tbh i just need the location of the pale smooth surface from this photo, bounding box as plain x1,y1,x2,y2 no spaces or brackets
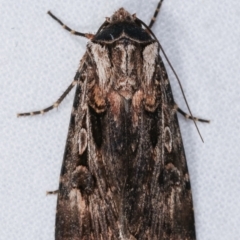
1,1,239,239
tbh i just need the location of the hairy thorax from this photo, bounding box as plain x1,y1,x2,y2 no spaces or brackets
87,39,160,118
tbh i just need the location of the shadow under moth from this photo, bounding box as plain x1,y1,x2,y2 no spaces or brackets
18,0,209,239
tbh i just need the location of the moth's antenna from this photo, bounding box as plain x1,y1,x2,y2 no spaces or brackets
138,18,205,142
158,45,204,142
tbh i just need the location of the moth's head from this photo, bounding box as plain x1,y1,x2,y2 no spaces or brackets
92,8,154,44
108,8,136,23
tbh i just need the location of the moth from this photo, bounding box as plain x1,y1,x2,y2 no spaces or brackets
18,1,209,239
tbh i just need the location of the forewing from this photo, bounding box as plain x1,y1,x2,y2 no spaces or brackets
150,55,196,240
55,52,96,240
55,51,122,240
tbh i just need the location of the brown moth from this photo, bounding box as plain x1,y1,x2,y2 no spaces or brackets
18,1,209,239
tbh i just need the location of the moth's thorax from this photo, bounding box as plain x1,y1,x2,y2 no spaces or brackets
88,40,158,100
89,7,158,100
111,41,140,99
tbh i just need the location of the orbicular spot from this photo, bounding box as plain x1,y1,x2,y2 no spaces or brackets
164,126,172,153
78,128,88,155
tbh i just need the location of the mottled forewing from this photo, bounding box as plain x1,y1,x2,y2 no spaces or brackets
152,55,196,239
55,52,97,240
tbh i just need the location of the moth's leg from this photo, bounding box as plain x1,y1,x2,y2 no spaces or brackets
174,104,210,123
47,11,94,39
46,190,59,195
148,0,164,28
17,80,77,117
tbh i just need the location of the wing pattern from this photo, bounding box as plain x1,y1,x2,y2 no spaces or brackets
55,8,196,240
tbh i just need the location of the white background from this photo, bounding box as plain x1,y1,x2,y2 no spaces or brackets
1,0,240,239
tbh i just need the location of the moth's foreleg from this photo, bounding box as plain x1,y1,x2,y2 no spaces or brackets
148,0,164,28
46,190,59,195
175,104,210,123
17,80,77,117
47,11,94,39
